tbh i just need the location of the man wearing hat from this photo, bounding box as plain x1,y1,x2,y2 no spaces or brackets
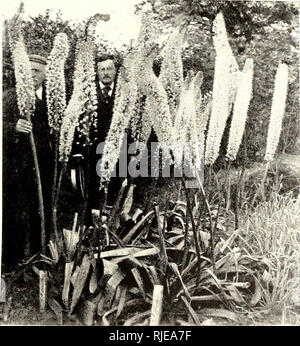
3,54,53,269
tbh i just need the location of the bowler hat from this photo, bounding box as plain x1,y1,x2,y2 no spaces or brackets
28,54,48,65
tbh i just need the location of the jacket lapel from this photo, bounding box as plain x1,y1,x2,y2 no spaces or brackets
97,82,106,104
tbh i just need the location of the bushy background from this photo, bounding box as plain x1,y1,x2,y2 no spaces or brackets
2,0,299,165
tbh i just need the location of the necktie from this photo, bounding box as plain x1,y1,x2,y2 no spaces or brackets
102,86,111,99
36,88,42,100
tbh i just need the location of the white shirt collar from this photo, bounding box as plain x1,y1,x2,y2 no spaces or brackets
36,86,43,100
100,81,114,96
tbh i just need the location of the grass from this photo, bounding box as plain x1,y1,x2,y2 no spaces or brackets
238,191,300,315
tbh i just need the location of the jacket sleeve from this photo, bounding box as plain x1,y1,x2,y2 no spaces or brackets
2,89,20,146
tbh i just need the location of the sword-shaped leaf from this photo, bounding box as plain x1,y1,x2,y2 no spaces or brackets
150,285,164,326
123,211,154,244
200,308,240,324
131,268,146,299
181,296,201,326
123,311,151,326
70,254,91,313
112,247,160,264
103,268,126,307
89,259,98,294
251,279,263,307
116,286,128,320
48,298,64,325
170,262,191,301
121,184,135,217
100,247,141,258
62,261,74,308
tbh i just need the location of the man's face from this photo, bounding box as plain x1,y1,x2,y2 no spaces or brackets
97,59,116,86
30,61,46,89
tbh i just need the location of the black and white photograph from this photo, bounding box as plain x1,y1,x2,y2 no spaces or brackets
0,0,299,329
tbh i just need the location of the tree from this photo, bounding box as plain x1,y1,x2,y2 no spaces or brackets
2,9,126,92
136,0,299,40
3,10,77,91
135,0,299,163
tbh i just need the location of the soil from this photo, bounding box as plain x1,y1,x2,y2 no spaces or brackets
1,274,299,326
0,274,80,326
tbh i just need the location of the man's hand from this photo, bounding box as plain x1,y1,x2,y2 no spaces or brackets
16,119,32,134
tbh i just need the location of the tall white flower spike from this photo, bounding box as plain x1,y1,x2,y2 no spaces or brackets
46,33,70,131
59,44,86,162
227,58,254,161
12,39,36,121
205,12,232,165
265,63,289,162
159,27,184,123
99,54,138,184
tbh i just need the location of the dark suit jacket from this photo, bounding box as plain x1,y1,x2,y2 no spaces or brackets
3,86,53,186
2,86,54,262
72,78,117,158
71,78,120,208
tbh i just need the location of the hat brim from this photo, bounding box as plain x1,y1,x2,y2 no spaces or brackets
29,54,47,65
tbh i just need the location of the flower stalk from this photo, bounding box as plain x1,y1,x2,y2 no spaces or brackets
252,63,289,206
226,58,254,161
46,32,70,241
265,63,289,162
205,12,232,166
10,35,46,254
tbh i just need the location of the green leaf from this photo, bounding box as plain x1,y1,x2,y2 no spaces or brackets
48,240,59,263
111,247,160,264
200,308,240,324
131,268,147,299
115,286,128,320
150,285,164,326
121,184,135,216
102,306,117,326
147,266,160,286
123,311,151,326
102,298,145,325
70,254,91,313
219,229,242,254
227,285,246,304
62,261,74,309
63,228,80,260
123,211,154,244
170,262,191,301
103,268,126,307
181,296,201,326
251,279,263,306
89,263,98,294
112,255,143,268
48,298,64,325
168,234,184,245
100,247,141,258
70,265,80,287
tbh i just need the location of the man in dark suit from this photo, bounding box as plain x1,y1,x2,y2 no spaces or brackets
2,54,53,268
72,55,123,223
